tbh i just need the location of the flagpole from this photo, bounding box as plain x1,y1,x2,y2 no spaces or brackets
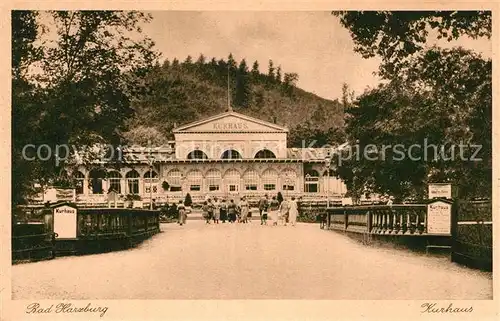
227,64,231,111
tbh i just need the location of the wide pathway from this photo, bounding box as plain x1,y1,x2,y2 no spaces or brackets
12,220,492,300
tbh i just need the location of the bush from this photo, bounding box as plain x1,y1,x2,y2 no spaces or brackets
184,193,193,207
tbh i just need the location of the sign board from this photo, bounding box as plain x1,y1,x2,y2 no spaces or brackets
428,183,452,199
133,200,143,208
53,205,77,239
427,201,452,235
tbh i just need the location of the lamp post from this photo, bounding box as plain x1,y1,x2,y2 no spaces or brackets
146,150,154,210
325,156,331,208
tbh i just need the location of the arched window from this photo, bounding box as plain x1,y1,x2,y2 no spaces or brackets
224,169,240,193
108,171,122,194
221,149,242,159
144,170,159,194
243,170,259,191
281,169,297,191
89,169,106,194
166,169,183,192
304,170,319,193
73,171,85,194
186,170,203,192
187,150,209,159
125,170,140,195
262,169,278,191
206,169,221,192
254,149,276,159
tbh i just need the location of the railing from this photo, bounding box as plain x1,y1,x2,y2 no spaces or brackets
327,204,429,235
12,223,56,263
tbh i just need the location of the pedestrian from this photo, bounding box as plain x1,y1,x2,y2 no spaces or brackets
288,197,298,226
207,198,214,223
279,198,290,226
178,200,187,226
227,199,237,223
202,201,211,224
269,196,280,226
220,199,228,223
239,196,249,223
258,194,269,225
213,197,221,224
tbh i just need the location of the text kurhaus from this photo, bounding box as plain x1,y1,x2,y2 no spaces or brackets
421,303,473,313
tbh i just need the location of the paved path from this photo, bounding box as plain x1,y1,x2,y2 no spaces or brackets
12,220,492,300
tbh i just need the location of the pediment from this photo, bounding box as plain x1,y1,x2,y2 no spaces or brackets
173,111,288,133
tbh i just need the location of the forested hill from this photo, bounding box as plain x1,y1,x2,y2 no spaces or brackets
123,54,345,147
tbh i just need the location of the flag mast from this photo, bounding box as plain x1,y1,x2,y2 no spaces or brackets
227,64,232,112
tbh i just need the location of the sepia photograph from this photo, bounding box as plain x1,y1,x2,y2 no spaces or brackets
4,6,496,319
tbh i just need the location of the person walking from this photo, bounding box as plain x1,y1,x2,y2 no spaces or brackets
288,197,299,226
207,198,215,223
278,198,290,226
202,201,211,224
213,197,221,224
239,196,249,223
178,200,187,226
227,199,237,223
269,196,280,226
220,199,228,223
258,194,269,225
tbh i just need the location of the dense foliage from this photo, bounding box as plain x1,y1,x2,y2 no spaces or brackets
333,11,492,201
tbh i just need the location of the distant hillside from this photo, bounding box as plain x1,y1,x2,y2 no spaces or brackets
124,54,345,147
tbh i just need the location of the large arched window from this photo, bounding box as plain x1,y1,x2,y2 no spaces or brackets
254,149,276,159
125,170,140,194
166,169,183,192
224,169,240,193
108,171,122,194
187,150,209,160
89,169,106,194
73,171,85,194
187,170,203,192
206,169,221,192
262,168,278,191
144,170,159,194
243,170,259,191
221,149,242,159
281,169,297,191
304,170,319,193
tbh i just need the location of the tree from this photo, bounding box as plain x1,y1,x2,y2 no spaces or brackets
276,66,282,82
184,193,193,207
12,10,159,205
332,11,491,77
251,60,260,76
196,53,206,65
267,59,275,79
277,191,283,204
234,59,250,107
227,53,237,70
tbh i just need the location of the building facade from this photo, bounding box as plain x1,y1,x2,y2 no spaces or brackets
66,111,347,206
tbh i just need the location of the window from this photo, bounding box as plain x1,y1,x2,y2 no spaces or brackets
304,170,319,193
229,184,238,192
281,169,297,192
73,171,85,194
206,169,222,192
89,169,106,194
187,170,202,191
221,149,242,159
126,170,140,194
261,168,278,191
243,169,259,191
187,150,209,159
264,184,276,191
254,149,276,159
167,169,183,191
108,171,122,194
224,169,240,193
283,185,294,191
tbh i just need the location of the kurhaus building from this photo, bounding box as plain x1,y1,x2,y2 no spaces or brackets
68,110,347,206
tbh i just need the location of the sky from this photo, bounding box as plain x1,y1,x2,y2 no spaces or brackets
141,11,492,101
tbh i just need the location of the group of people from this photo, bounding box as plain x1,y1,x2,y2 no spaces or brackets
201,196,251,224
173,194,300,226
257,194,299,226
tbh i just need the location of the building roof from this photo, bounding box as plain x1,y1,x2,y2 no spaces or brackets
172,111,289,133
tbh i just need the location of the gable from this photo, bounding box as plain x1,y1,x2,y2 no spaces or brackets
173,112,288,133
